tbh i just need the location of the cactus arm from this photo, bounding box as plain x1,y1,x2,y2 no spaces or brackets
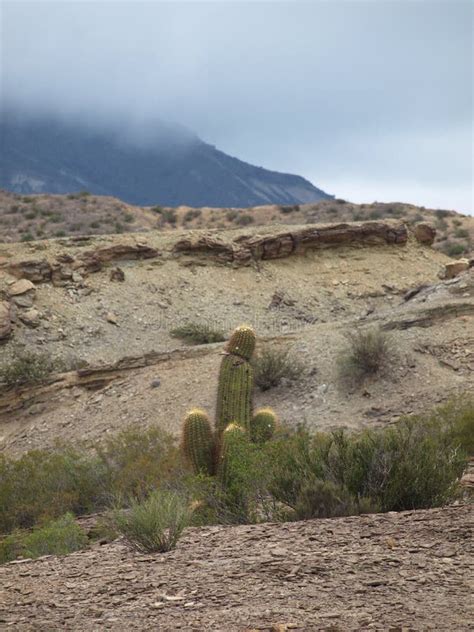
181,409,215,476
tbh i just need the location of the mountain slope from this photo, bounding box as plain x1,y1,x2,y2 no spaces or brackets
0,116,331,206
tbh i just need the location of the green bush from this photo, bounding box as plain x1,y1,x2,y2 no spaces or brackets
0,350,55,387
97,425,179,501
170,323,226,345
253,346,304,391
0,448,106,533
266,408,468,516
0,514,88,564
111,490,192,553
0,425,178,534
445,242,467,257
337,327,393,386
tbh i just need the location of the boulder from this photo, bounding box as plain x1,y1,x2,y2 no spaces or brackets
0,301,12,340
443,259,470,280
413,222,436,245
7,279,35,296
19,308,40,328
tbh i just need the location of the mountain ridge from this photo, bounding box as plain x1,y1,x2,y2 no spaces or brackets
0,116,332,207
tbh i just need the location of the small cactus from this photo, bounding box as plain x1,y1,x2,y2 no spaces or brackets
226,325,256,360
181,409,215,475
250,407,278,444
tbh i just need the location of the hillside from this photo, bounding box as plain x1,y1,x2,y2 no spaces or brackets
0,220,473,454
0,504,472,630
0,117,331,207
0,189,472,260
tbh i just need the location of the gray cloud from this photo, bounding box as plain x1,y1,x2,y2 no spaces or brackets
2,0,472,211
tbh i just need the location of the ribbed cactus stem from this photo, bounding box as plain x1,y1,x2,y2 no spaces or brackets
250,407,278,444
226,325,256,361
181,409,215,475
217,423,246,487
215,354,253,436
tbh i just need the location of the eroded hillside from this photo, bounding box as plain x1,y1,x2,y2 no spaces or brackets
1,189,472,260
0,219,473,455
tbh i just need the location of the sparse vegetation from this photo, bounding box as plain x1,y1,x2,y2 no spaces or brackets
0,394,471,556
170,323,226,345
235,213,254,226
252,345,304,391
337,327,393,386
0,350,55,387
0,513,88,564
111,490,192,553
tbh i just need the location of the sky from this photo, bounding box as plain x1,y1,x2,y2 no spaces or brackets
1,0,473,212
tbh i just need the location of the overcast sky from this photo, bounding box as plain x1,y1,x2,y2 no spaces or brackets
1,1,472,212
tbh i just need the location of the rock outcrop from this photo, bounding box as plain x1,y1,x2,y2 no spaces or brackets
173,221,408,265
0,300,12,340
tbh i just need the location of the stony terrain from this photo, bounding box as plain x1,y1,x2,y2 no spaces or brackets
0,219,473,454
1,189,472,259
1,504,472,631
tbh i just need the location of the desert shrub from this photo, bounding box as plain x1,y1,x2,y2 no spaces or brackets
170,323,226,345
111,490,192,553
54,230,66,237
235,214,254,226
435,209,450,219
97,426,179,501
123,213,134,223
0,425,178,534
253,346,304,391
444,242,466,257
331,418,466,511
0,350,55,387
114,221,124,233
0,449,106,533
151,205,163,214
433,395,474,456
454,228,469,239
0,513,88,563
20,232,34,242
280,205,299,214
184,209,201,222
226,210,238,221
266,406,468,516
160,209,177,224
368,209,383,219
337,328,393,386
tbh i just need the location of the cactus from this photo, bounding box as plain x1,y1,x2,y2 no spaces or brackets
180,325,277,491
217,423,247,487
215,354,254,436
226,325,256,360
181,409,215,475
250,407,278,444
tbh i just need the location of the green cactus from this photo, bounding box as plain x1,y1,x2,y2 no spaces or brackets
250,407,278,444
217,423,247,488
226,325,256,360
181,409,215,475
215,354,254,436
180,325,277,494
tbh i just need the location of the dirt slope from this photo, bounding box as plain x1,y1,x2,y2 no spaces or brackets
0,221,473,454
1,504,472,631
1,189,472,259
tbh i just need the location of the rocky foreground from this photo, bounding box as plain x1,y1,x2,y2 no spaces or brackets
0,505,472,631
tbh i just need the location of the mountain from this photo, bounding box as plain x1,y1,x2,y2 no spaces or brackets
0,115,332,207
